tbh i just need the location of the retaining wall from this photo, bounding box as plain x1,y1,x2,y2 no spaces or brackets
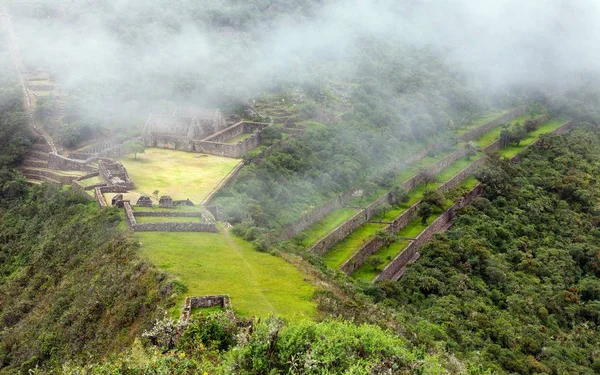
312,210,368,256
48,153,95,172
459,106,527,142
133,211,206,218
95,188,108,208
375,119,577,281
192,134,261,158
132,222,217,232
179,295,232,324
376,185,483,281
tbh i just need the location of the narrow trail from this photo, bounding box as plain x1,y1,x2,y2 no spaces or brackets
221,227,277,313
1,8,57,154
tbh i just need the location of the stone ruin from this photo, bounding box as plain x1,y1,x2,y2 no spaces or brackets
159,195,173,208
142,106,269,158
179,295,232,324
136,195,153,207
173,198,195,207
99,159,134,189
111,193,123,205
111,193,129,208
142,108,228,150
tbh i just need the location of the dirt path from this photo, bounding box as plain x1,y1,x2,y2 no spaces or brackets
1,8,57,154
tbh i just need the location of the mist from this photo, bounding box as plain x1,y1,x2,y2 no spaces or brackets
6,0,600,127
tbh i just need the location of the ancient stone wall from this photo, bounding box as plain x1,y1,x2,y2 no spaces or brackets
311,210,368,256
202,121,246,143
202,161,245,205
75,171,99,180
123,201,137,227
133,211,207,218
192,134,262,158
179,295,232,324
375,185,483,281
459,106,527,142
95,187,108,208
132,222,217,232
48,153,94,172
279,190,358,241
374,120,576,282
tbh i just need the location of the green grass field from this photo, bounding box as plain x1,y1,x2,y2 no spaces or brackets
135,216,205,223
77,176,103,187
224,133,253,144
351,241,410,282
120,148,241,204
454,110,510,137
499,119,566,158
299,208,360,247
476,113,547,148
323,223,386,268
136,230,316,321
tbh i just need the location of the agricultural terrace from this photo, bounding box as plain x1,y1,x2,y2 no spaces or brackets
120,148,241,204
136,230,316,321
323,114,558,273
352,118,569,282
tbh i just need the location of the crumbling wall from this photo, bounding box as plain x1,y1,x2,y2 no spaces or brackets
179,295,232,324
95,187,108,208
48,153,94,172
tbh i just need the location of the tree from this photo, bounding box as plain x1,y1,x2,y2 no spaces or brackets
465,141,479,160
376,230,396,249
420,170,437,187
366,257,384,272
153,190,160,199
509,123,527,146
418,202,433,225
123,140,146,159
422,189,445,210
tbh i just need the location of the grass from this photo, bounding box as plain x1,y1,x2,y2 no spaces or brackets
351,241,410,282
224,133,253,144
120,148,241,204
136,229,316,321
299,208,360,247
27,167,86,177
133,205,203,213
135,216,205,223
77,176,103,187
476,113,547,148
436,153,482,182
499,119,566,158
323,223,386,269
454,110,510,137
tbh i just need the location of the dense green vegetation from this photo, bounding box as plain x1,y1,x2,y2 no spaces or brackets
368,127,600,373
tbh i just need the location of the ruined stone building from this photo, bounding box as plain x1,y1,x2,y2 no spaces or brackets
142,107,269,158
142,108,228,151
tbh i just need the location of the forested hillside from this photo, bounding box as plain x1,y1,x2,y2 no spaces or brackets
368,127,600,374
0,48,175,373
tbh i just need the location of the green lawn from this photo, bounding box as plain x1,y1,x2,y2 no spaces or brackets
135,216,205,223
133,205,205,213
454,110,510,137
436,153,482,182
476,113,547,148
351,241,410,282
224,133,253,144
323,223,386,269
77,176,103,187
499,119,566,159
300,208,360,247
120,148,241,204
136,230,316,321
